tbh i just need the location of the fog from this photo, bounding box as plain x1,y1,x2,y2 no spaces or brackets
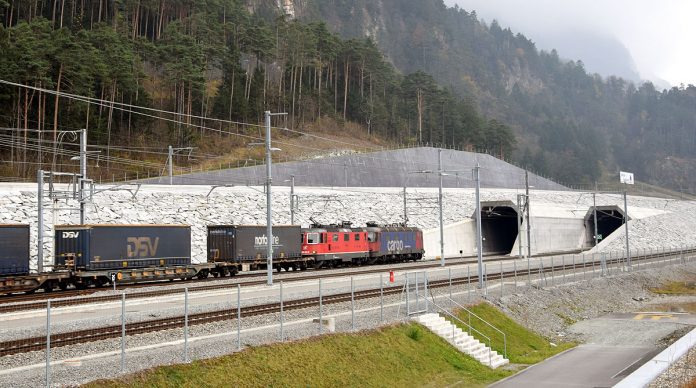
444,0,696,87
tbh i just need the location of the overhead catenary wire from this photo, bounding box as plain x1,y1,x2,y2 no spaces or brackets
0,79,382,152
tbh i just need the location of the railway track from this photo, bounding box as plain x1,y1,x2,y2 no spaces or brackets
0,253,529,313
0,248,690,357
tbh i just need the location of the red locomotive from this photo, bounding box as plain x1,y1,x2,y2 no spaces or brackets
301,221,424,268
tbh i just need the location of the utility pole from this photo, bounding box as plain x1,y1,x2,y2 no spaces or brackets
525,170,531,257
438,149,444,267
474,164,483,288
624,190,631,268
344,162,348,187
403,186,408,225
516,194,523,261
79,129,87,224
593,182,599,247
261,110,287,286
37,169,44,273
289,175,295,225
168,145,173,185
265,111,274,286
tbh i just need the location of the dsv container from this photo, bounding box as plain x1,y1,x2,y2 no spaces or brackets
207,225,302,264
54,225,191,271
0,224,30,276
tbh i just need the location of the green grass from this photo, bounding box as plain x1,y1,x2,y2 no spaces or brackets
650,281,696,295
85,323,512,388
453,303,575,365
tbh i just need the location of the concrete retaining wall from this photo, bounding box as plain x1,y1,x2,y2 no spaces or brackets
0,184,685,270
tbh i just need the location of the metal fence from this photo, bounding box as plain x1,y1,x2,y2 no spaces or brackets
1,246,694,387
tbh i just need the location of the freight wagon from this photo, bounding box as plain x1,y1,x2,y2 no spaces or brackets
207,225,306,273
0,224,30,276
52,224,207,288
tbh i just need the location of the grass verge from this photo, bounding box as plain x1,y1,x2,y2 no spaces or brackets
453,303,575,365
85,323,511,388
650,281,696,295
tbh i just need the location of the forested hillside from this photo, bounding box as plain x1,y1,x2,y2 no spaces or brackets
2,0,695,193
0,0,515,181
294,0,696,192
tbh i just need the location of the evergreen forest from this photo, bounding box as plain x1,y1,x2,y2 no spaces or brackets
0,0,514,182
1,0,695,193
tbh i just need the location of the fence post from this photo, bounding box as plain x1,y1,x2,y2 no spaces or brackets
592,253,595,276
237,284,241,350
280,281,284,341
514,260,517,292
562,255,566,283
467,266,471,301
484,263,488,296
46,300,51,388
351,277,355,331
184,287,189,363
319,278,323,334
379,274,384,323
121,292,126,372
406,274,410,315
572,255,576,282
448,268,452,305
551,256,554,286
582,254,586,280
500,260,504,298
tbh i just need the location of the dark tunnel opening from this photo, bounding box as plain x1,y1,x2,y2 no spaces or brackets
586,208,625,246
481,205,520,254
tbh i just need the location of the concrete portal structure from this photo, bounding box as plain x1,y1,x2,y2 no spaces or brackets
480,201,521,255
423,219,476,260
483,200,588,257
584,206,627,248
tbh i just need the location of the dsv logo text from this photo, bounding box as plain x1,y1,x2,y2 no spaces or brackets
127,237,160,258
62,231,80,238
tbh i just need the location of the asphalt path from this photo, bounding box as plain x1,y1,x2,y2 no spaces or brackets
492,312,694,388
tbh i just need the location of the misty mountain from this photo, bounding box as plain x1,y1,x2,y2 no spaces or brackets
532,29,642,84
290,0,696,191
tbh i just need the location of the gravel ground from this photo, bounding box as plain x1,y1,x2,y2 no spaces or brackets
650,345,696,388
492,262,696,343
0,259,693,386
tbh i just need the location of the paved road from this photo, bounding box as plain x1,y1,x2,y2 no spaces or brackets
492,312,694,388
492,345,661,388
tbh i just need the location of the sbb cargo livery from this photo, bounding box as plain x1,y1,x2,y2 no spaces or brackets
0,222,423,294
302,221,423,267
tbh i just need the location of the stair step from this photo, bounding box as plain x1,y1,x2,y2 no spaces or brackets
413,313,509,369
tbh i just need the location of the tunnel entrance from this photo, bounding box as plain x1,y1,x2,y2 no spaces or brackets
585,206,627,247
479,202,521,255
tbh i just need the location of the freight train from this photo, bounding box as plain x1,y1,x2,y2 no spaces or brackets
0,221,424,294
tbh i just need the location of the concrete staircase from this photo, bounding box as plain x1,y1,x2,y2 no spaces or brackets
414,313,509,369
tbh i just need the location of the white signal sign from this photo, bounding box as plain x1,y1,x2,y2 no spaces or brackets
619,171,634,185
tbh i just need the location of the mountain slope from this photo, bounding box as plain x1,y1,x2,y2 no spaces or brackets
287,0,696,192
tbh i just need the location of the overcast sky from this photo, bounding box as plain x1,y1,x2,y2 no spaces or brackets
444,0,696,87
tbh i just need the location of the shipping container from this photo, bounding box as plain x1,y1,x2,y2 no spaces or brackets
0,225,30,276
207,225,302,264
54,225,191,271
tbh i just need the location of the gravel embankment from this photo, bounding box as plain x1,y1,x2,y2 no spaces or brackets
493,262,696,342
650,345,696,388
0,260,693,386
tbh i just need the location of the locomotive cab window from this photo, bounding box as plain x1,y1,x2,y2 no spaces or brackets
307,233,320,244
332,234,339,242
367,232,377,242
354,233,360,241
343,234,349,242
